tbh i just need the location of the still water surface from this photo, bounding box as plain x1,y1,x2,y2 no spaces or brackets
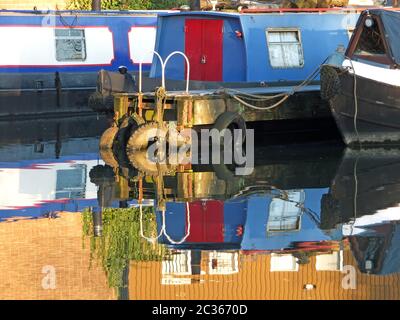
1,116,400,300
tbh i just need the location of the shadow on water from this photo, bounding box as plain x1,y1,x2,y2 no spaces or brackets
2,118,400,299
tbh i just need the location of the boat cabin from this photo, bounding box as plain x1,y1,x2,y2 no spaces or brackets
346,9,400,68
0,10,160,73
150,10,360,84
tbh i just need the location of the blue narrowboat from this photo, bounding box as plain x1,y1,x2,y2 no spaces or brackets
0,9,161,118
150,9,361,89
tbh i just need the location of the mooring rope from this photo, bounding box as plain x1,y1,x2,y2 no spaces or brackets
224,62,324,110
346,57,362,147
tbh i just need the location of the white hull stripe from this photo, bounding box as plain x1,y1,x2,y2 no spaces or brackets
342,59,400,87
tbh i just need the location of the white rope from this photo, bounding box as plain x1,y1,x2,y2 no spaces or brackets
347,58,362,147
232,94,290,110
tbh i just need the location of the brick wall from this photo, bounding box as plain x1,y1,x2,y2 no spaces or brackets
0,212,116,300
0,0,67,10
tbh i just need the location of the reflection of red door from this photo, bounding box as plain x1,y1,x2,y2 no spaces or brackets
186,200,224,242
184,19,223,81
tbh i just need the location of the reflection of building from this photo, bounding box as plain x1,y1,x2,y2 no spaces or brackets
129,248,400,300
161,250,239,285
0,212,115,300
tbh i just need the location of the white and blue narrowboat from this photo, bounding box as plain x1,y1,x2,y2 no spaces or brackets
0,9,161,118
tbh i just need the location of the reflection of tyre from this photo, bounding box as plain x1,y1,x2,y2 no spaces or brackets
89,165,115,185
99,147,119,169
126,122,188,151
127,149,177,175
212,163,236,181
115,115,140,149
213,111,246,146
126,122,168,151
99,126,119,150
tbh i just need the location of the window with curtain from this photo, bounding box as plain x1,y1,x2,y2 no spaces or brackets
55,28,86,61
267,29,304,68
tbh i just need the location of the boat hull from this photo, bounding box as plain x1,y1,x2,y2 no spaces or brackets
324,66,400,146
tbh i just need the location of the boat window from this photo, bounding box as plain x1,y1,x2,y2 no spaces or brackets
55,28,86,62
354,19,386,57
266,29,304,68
266,191,304,232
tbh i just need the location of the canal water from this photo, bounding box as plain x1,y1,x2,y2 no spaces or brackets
1,115,400,300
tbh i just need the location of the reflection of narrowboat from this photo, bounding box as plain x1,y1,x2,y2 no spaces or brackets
0,10,159,118
345,219,400,275
321,9,400,146
155,189,334,252
320,148,400,274
321,148,400,229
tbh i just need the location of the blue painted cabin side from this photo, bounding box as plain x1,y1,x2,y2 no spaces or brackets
150,11,360,84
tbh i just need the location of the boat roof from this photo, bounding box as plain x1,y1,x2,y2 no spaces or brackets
157,6,392,17
0,9,169,17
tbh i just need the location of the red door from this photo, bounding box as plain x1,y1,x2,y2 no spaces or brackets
186,200,224,243
184,19,223,81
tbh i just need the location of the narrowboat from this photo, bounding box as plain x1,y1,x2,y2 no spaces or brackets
150,9,359,88
97,8,362,153
321,9,400,146
0,9,161,118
